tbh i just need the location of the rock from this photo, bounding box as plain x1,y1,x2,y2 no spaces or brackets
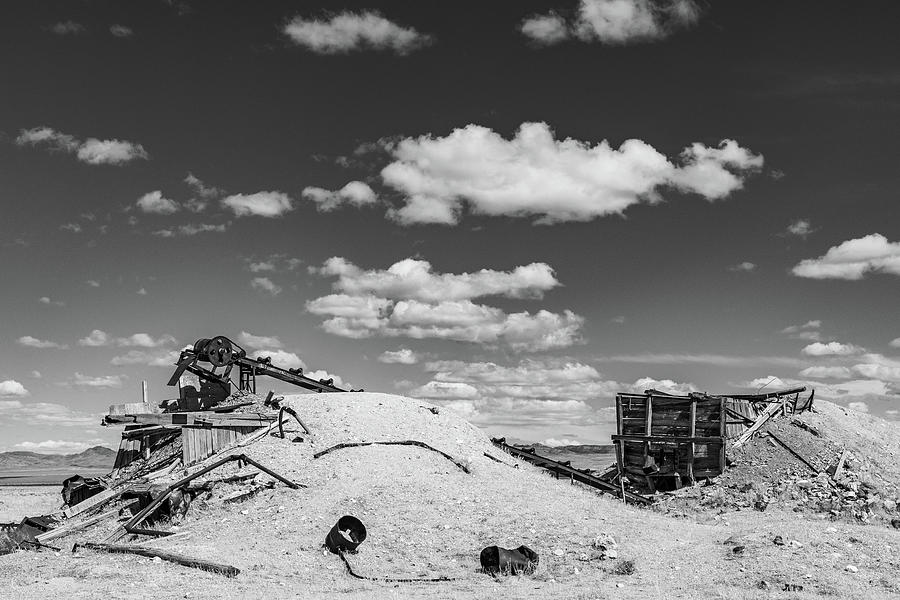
883,500,896,512
553,548,564,557
591,533,618,560
845,565,858,573
773,536,784,546
892,519,900,530
788,540,803,548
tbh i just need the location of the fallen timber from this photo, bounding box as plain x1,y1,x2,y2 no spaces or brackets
74,542,240,577
490,438,651,505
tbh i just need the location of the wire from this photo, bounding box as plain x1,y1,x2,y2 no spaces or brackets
337,550,455,583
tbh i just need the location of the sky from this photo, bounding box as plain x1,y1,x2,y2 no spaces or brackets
0,0,898,453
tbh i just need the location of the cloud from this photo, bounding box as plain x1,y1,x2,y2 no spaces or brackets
847,401,869,413
802,341,865,356
378,348,420,364
410,381,479,399
785,219,814,238
245,254,303,273
78,329,110,347
302,181,378,211
17,335,68,349
305,369,351,390
238,332,284,349
86,280,100,288
792,233,900,280
798,366,852,379
222,191,293,217
16,126,148,165
315,257,560,302
781,320,822,342
631,377,696,395
728,261,756,272
152,223,228,237
309,257,579,351
0,401,96,427
136,190,180,214
183,173,224,211
309,296,583,351
850,354,900,383
891,338,900,349
137,287,148,296
109,24,133,37
60,222,82,233
76,138,149,165
39,296,65,307
521,0,701,46
520,13,570,45
251,277,282,296
71,373,125,389
49,21,85,35
283,11,433,55
380,122,762,225
14,439,110,454
0,380,29,397
116,333,177,348
250,350,306,371
110,349,180,367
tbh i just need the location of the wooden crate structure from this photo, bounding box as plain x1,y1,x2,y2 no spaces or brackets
613,392,726,488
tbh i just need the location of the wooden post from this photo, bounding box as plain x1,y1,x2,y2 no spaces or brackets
643,395,653,465
142,380,149,404
719,396,726,474
687,398,696,483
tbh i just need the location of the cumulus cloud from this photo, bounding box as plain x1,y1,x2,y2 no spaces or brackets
802,341,865,356
309,296,583,351
851,354,900,383
283,11,433,54
519,12,570,45
315,257,560,302
238,332,283,349
71,373,125,389
16,126,148,165
630,377,696,395
308,257,578,351
0,401,96,427
521,0,701,46
378,348,420,364
305,369,352,389
891,338,900,349
249,350,306,371
222,191,293,217
781,320,822,342
17,335,68,349
792,233,900,280
380,122,762,225
302,181,378,211
136,190,179,214
78,329,110,347
251,277,282,296
847,401,870,413
0,380,29,397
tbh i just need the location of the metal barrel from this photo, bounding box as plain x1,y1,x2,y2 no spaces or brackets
324,515,367,554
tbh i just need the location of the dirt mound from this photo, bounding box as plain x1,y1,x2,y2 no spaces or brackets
656,400,900,526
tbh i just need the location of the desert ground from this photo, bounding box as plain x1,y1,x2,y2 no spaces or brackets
1,392,898,600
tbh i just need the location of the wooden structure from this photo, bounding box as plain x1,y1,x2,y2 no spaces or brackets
614,392,725,490
613,387,810,491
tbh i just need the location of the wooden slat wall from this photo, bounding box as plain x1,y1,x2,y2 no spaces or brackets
181,425,262,465
724,398,758,439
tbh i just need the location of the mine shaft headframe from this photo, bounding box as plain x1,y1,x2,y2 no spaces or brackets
167,335,349,394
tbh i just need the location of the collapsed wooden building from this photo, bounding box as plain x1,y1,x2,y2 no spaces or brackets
613,386,812,492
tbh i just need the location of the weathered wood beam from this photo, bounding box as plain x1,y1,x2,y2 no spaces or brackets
74,542,240,577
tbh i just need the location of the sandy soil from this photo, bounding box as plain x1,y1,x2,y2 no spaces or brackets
1,392,898,599
0,486,60,523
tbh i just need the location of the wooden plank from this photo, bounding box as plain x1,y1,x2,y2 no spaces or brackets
612,435,725,444
75,542,240,577
688,398,696,482
731,401,784,449
63,487,123,519
38,500,139,543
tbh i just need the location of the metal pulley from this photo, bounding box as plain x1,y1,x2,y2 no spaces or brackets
193,336,235,367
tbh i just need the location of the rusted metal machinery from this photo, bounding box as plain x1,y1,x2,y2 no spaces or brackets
167,335,349,400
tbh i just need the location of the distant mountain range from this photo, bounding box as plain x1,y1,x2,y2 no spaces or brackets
519,443,616,455
0,446,116,471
